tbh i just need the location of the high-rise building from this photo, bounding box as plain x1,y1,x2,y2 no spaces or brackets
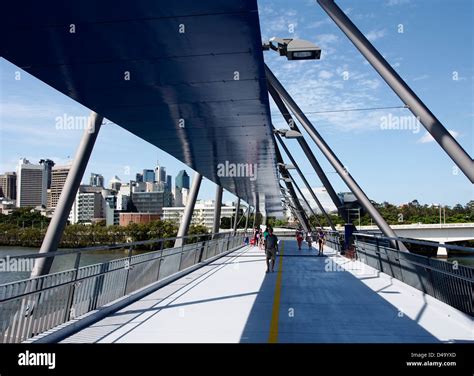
16,158,47,208
39,159,55,189
166,175,172,192
89,173,104,187
155,165,166,184
142,169,155,183
175,170,190,189
0,172,17,200
69,185,103,224
47,165,70,210
116,184,130,211
173,185,183,207
135,173,143,183
131,191,173,215
163,200,237,228
109,176,122,191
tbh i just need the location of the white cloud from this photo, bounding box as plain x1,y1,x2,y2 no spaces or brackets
318,70,334,79
365,29,387,42
418,130,459,144
412,74,429,81
386,0,411,6
316,33,339,46
300,187,337,212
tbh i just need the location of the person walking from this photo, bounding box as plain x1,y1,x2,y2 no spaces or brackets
317,228,325,256
265,228,278,273
306,230,313,250
296,228,304,250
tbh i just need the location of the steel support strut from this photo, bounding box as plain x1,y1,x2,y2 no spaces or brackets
317,0,474,183
268,83,344,218
232,198,241,235
244,204,250,231
175,173,202,248
273,130,336,230
274,141,311,232
266,65,405,250
212,185,223,238
288,170,319,229
31,112,104,278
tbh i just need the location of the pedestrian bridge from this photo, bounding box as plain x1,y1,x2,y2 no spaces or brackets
15,238,470,344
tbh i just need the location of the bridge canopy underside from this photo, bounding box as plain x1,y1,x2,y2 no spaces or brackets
0,0,282,216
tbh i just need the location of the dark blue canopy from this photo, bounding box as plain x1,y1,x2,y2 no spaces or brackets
1,0,283,215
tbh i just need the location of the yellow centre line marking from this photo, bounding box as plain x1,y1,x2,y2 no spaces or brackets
268,240,284,343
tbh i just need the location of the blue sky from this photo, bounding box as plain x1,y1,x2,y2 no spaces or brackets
1,0,472,209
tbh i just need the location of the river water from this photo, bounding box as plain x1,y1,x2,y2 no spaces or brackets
0,246,132,285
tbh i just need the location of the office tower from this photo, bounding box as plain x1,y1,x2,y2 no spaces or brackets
69,185,103,224
0,172,17,200
130,191,173,215
116,184,130,211
89,173,104,187
155,165,166,184
135,173,143,183
47,164,70,210
173,185,183,207
109,176,122,191
166,175,172,192
175,170,190,189
162,200,236,229
39,159,55,189
142,169,155,183
16,158,47,207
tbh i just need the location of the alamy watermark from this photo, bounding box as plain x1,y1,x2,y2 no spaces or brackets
380,113,421,134
55,114,95,133
0,256,35,272
217,161,257,181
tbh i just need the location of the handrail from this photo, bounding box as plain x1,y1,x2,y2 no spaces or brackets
353,232,474,252
1,230,247,261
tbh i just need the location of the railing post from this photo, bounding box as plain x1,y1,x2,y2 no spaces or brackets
63,252,82,322
178,237,186,271
123,245,133,296
375,236,383,272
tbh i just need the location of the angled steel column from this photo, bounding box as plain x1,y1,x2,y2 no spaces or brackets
268,83,344,218
266,65,405,250
317,0,474,183
288,170,319,230
274,130,336,230
212,185,223,238
31,111,104,278
274,142,311,232
244,205,250,231
232,198,241,235
174,172,202,248
253,193,259,228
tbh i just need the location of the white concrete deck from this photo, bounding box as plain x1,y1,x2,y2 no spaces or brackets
61,240,473,343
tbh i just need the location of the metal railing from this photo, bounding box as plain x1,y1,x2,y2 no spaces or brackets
353,233,473,316
0,231,248,343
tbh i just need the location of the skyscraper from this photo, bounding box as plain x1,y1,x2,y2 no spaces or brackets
39,159,55,189
47,165,70,210
155,165,166,184
175,170,190,189
89,173,104,187
109,176,122,191
142,169,155,183
166,175,172,192
16,158,47,207
69,185,103,224
0,172,17,200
